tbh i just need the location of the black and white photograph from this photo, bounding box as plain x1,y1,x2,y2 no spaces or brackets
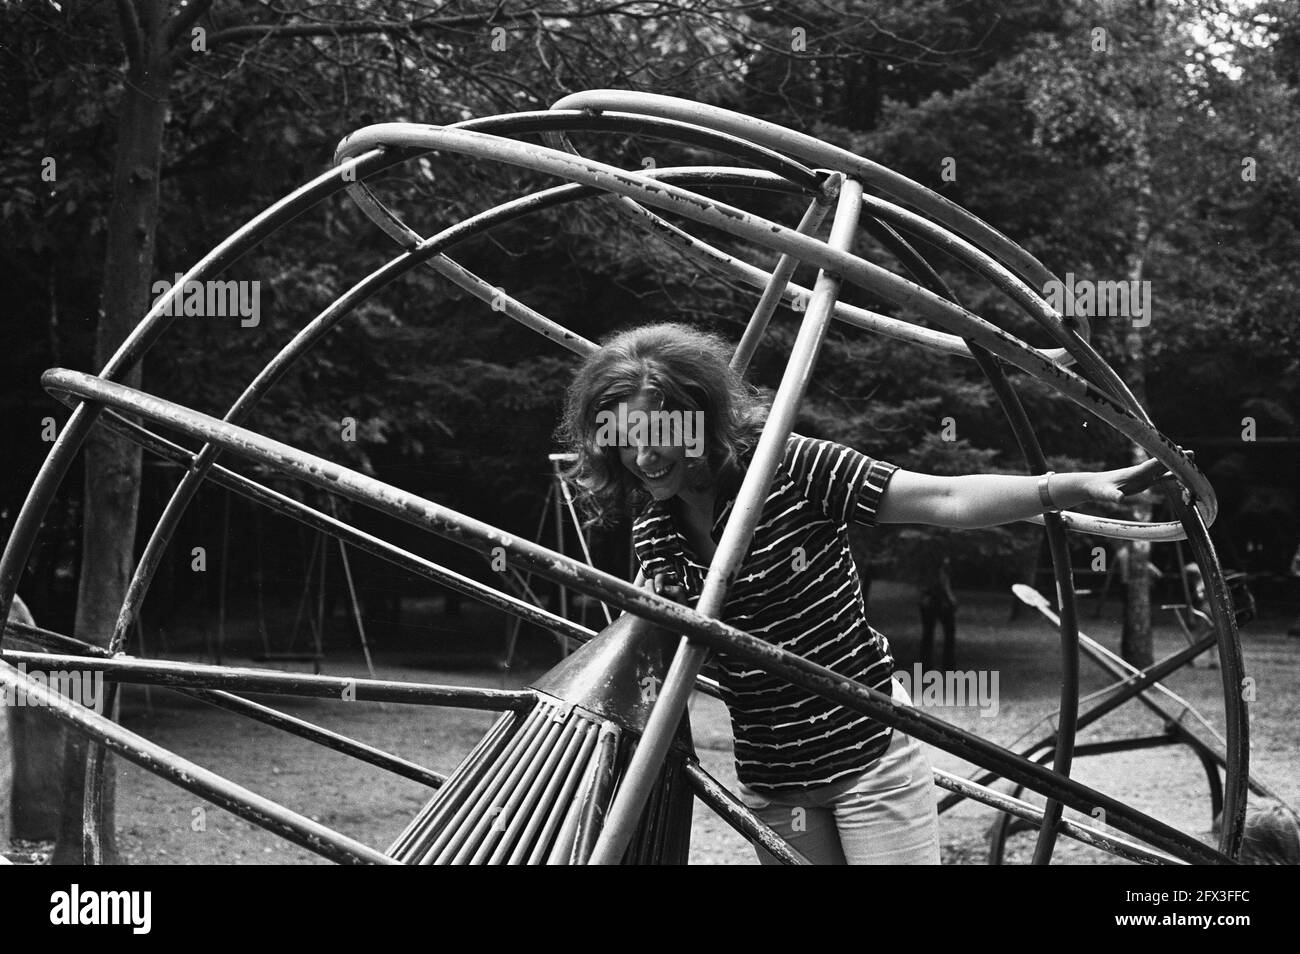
0,0,1296,915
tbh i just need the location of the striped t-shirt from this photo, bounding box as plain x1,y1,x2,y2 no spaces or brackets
631,433,900,793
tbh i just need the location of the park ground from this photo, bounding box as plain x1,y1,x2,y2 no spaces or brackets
10,580,1299,865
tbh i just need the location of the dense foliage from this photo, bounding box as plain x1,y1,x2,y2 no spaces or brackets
3,0,1298,633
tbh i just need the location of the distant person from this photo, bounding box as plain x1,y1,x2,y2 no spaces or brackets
918,554,957,672
1180,560,1218,668
1115,544,1162,623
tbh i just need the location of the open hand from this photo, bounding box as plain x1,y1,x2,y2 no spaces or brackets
1084,449,1193,504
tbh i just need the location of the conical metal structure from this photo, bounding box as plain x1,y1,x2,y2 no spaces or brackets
389,613,694,864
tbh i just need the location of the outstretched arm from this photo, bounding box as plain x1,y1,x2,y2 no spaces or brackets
875,457,1177,529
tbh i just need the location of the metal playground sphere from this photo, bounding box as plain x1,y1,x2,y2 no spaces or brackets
0,91,1257,865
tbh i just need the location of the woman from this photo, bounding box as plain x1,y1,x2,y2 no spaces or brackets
558,322,1172,865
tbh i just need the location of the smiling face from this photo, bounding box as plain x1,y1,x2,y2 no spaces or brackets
613,389,695,501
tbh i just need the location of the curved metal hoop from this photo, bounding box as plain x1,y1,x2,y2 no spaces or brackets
0,91,1248,864
34,369,1235,864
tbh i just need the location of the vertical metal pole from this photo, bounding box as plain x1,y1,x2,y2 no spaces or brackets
314,525,326,674
552,459,568,622
217,489,230,666
588,174,862,864
337,539,377,681
731,193,835,376
552,452,614,626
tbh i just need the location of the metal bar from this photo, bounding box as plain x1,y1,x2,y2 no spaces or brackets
335,536,377,680
114,169,798,648
90,406,595,646
938,634,1217,812
334,125,1215,539
860,213,1082,864
530,107,1079,369
389,711,518,859
186,689,444,787
553,459,568,623
457,716,565,864
426,705,551,863
1016,594,1257,809
505,719,586,864
549,723,617,864
0,649,533,709
680,759,810,865
44,405,730,705
4,617,487,791
930,769,1180,865
1070,734,1194,757
3,619,112,657
527,721,601,864
1169,501,1248,858
548,92,1061,297
486,717,580,864
37,370,1232,863
571,722,622,864
588,173,862,865
0,660,395,864
0,148,398,633
554,460,613,626
730,194,834,375
449,109,824,191
453,714,564,864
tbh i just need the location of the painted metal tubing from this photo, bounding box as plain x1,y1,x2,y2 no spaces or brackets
549,91,1063,298
0,97,1237,868
0,649,533,710
860,213,1081,864
94,404,594,645
539,119,1087,374
680,760,810,865
67,403,728,704
114,168,801,650
730,193,835,375
4,619,112,657
580,180,1192,543
0,660,395,864
185,689,445,788
452,109,824,192
937,633,1217,811
389,711,519,859
578,172,1080,366
930,769,1179,865
342,111,824,274
589,174,861,865
1012,579,1245,857
0,149,400,634
856,191,1096,360
1167,502,1247,858
510,116,1084,370
1019,614,1257,812
40,370,1232,863
333,124,1216,539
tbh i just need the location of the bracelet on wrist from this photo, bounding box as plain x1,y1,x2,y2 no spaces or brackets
1038,471,1061,512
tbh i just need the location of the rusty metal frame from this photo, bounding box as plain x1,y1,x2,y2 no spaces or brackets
0,92,1249,865
31,369,1238,864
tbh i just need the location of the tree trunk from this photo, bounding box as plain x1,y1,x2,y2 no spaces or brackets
53,27,172,865
1120,120,1155,670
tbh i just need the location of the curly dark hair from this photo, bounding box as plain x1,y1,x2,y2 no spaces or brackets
555,322,769,525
